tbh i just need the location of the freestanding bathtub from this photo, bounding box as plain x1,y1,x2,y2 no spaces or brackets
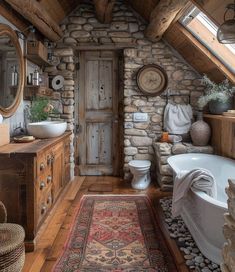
167,153,235,264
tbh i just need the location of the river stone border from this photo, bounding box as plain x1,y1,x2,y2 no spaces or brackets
159,197,221,272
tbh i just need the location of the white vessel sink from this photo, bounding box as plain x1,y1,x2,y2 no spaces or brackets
27,121,67,139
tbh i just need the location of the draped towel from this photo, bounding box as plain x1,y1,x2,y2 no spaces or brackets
164,102,193,134
172,168,217,217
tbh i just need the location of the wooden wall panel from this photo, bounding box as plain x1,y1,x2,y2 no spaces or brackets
164,23,235,83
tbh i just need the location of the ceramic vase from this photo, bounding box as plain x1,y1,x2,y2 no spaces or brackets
190,111,211,146
208,95,233,115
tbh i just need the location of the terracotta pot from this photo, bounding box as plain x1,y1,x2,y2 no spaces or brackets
190,112,211,146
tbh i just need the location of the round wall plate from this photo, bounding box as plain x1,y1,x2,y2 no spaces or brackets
136,64,168,96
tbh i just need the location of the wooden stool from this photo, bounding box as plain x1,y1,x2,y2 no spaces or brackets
0,202,25,272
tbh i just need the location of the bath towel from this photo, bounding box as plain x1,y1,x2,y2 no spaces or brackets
172,168,217,217
164,102,193,134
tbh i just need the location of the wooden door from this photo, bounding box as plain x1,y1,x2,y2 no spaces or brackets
78,51,119,176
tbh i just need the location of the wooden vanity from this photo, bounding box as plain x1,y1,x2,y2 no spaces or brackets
0,132,71,251
204,114,235,159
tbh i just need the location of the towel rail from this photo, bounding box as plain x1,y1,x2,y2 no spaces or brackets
160,93,191,104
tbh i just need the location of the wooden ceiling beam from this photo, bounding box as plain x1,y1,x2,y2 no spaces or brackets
93,0,116,24
4,0,63,41
0,1,29,32
145,0,189,42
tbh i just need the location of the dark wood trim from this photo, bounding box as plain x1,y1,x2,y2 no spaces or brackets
5,0,63,41
0,1,29,32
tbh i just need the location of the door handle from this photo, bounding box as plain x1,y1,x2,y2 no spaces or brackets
76,124,82,133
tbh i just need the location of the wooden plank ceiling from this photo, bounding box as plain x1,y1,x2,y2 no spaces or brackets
0,0,234,82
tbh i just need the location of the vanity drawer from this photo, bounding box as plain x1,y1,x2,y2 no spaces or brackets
37,152,54,177
36,186,52,228
36,171,52,200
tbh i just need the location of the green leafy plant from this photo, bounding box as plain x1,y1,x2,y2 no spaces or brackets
27,97,57,122
197,75,235,109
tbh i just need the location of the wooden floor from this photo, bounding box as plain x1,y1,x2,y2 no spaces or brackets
23,176,189,272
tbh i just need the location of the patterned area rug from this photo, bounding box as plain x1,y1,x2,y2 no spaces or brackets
53,195,177,272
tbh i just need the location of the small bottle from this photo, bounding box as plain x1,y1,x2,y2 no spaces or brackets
32,68,39,86
11,65,18,86
27,73,33,85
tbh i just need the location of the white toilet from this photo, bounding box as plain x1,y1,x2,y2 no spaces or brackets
128,160,151,190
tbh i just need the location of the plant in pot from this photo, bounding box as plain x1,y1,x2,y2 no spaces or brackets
197,75,235,114
27,97,56,122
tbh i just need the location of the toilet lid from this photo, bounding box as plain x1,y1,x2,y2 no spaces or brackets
128,160,151,167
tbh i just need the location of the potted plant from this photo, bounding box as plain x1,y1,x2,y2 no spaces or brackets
197,75,235,114
26,97,56,122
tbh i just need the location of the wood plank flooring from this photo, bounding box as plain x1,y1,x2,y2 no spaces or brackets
23,176,189,272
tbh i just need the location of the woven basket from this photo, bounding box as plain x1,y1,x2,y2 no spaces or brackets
0,201,25,272
0,223,25,272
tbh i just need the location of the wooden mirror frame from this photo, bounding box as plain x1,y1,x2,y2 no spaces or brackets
0,23,25,117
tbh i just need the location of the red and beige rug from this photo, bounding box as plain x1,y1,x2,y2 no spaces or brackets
53,195,177,271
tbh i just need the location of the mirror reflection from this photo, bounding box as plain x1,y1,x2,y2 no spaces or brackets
0,34,19,108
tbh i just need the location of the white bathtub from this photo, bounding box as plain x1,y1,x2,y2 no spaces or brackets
167,153,234,264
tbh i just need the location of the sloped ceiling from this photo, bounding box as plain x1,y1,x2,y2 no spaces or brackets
1,0,234,82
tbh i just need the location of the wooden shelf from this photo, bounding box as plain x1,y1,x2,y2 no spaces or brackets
204,114,235,158
24,85,53,100
26,41,51,67
204,113,235,122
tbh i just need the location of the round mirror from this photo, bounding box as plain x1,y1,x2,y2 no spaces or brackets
0,24,24,117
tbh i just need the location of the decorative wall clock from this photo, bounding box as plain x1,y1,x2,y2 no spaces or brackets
136,64,168,96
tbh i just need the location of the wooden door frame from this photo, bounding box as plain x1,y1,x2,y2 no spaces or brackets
74,49,124,177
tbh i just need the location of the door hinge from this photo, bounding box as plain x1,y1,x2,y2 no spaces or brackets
75,124,82,134
76,62,80,70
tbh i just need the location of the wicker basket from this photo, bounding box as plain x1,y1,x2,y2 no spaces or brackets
0,202,25,272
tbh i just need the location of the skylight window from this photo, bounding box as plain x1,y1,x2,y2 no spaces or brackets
180,6,235,74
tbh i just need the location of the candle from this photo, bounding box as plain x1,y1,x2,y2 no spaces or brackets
161,132,169,142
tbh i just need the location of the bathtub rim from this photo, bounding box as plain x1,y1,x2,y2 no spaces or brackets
191,189,227,209
168,153,232,209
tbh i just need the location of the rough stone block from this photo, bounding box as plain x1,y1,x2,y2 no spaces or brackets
54,48,74,57
69,16,87,24
124,147,138,155
134,154,153,160
159,164,173,176
125,129,147,136
130,136,152,147
172,143,187,155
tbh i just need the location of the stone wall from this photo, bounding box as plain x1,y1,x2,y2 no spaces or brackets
45,48,76,179
221,179,235,272
153,142,214,190
48,0,205,179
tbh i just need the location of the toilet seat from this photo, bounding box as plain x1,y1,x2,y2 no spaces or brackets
128,160,151,168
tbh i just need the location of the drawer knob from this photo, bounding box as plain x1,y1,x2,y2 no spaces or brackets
47,156,52,165
47,196,52,204
47,176,52,184
40,181,46,190
51,155,55,164
40,163,45,171
41,205,46,215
